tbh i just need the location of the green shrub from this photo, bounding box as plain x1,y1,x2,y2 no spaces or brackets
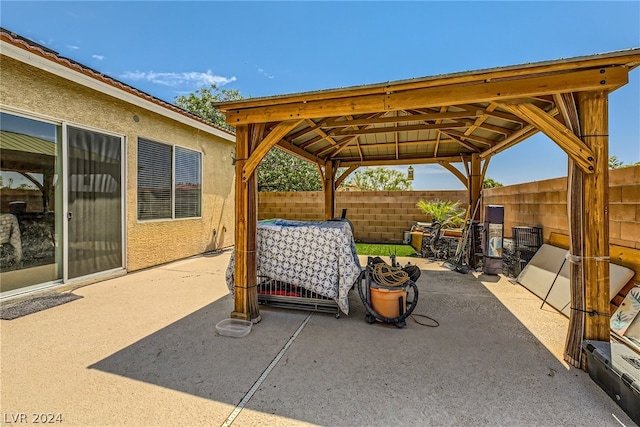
416,199,465,228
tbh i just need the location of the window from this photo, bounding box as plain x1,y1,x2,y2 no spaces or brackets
137,139,201,220
175,147,202,218
1,111,62,291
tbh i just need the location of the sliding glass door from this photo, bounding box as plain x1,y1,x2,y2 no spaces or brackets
1,114,125,295
0,112,62,292
66,126,123,279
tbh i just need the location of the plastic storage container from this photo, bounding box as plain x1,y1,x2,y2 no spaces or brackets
582,340,640,424
215,318,252,337
370,287,406,319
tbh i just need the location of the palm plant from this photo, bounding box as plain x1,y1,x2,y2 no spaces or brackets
416,199,465,228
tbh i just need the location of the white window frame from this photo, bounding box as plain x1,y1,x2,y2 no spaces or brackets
137,137,203,222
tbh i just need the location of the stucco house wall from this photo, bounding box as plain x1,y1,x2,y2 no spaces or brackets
1,54,235,273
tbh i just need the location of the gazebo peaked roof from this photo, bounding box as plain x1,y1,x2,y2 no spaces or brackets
216,49,640,178
219,49,640,368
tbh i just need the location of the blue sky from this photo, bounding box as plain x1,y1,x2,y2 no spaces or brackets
2,1,639,190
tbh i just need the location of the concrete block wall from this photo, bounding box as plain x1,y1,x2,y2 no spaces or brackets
609,165,640,249
258,191,325,223
258,165,639,248
258,190,468,243
483,165,640,249
1,190,43,213
481,178,568,243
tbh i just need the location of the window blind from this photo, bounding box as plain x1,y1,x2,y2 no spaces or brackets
137,139,172,220
175,147,201,218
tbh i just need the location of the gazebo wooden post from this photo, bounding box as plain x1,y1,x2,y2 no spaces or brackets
577,90,610,342
232,124,260,322
324,160,335,220
554,92,585,368
565,157,586,367
469,153,482,220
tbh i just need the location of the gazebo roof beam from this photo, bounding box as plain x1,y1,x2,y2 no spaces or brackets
433,106,450,157
483,109,528,127
275,140,325,165
288,117,333,140
479,124,541,159
322,110,483,127
340,155,470,168
314,136,358,157
215,50,640,112
462,103,497,141
355,139,444,149
443,129,496,147
440,131,482,152
475,122,512,137
332,121,473,137
224,67,628,125
305,118,339,147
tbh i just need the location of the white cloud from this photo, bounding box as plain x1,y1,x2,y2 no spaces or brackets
120,70,236,88
258,67,274,79
92,54,104,61
417,165,453,175
67,45,80,50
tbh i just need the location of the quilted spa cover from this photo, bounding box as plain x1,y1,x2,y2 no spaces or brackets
226,219,362,315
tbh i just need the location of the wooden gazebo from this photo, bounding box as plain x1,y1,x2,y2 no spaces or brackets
216,49,640,365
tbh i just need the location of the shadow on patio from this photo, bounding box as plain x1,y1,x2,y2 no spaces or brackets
73,254,633,426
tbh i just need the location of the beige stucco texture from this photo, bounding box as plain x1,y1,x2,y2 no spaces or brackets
1,56,236,272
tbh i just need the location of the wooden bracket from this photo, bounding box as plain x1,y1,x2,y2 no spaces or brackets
437,161,468,188
499,103,596,174
242,120,302,181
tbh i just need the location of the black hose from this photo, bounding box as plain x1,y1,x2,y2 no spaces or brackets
357,269,419,326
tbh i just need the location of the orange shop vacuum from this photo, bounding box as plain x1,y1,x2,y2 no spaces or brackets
357,257,419,328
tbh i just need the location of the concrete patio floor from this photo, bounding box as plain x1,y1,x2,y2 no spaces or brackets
0,250,635,426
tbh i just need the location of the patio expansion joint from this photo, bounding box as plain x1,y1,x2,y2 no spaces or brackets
220,312,314,427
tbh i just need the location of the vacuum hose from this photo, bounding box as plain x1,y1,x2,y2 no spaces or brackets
357,268,419,328
370,262,410,287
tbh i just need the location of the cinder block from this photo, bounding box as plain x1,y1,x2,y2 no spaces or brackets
548,203,568,216
609,186,623,203
620,221,640,242
621,185,640,203
610,237,637,249
610,165,639,185
537,177,567,192
394,220,413,229
609,220,622,240
610,203,636,221
379,207,396,215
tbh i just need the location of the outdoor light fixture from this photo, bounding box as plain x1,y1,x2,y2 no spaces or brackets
407,165,414,181
231,150,236,165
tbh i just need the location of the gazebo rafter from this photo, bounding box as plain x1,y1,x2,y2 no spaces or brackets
215,49,640,368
